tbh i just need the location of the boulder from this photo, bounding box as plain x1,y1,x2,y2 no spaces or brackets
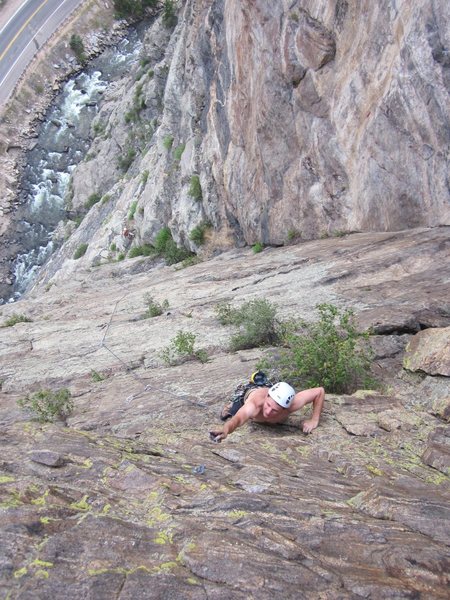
403,327,450,376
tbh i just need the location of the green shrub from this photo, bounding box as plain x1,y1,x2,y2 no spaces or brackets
143,294,169,318
252,242,264,254
179,255,202,269
91,370,105,382
73,243,88,259
128,201,138,220
162,0,177,27
163,135,174,150
69,34,86,63
113,0,157,19
118,148,136,172
189,222,210,245
287,229,301,242
173,143,185,161
154,227,193,265
141,170,149,185
17,388,73,423
117,252,126,261
1,314,32,328
188,175,202,201
128,244,156,258
110,242,117,252
277,303,374,394
84,193,101,210
215,299,280,351
160,330,208,366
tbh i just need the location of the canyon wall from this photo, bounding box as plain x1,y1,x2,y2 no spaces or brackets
46,0,450,280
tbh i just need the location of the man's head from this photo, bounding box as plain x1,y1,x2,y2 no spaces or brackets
268,382,295,408
262,382,295,418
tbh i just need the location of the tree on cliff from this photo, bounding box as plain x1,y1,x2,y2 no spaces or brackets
113,0,158,20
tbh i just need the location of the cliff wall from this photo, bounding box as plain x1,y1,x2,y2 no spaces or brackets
46,0,450,281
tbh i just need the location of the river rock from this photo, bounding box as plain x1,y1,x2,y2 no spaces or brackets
403,327,450,376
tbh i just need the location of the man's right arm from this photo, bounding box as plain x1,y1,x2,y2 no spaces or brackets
210,401,258,442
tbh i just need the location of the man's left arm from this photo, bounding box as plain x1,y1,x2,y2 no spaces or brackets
290,387,325,433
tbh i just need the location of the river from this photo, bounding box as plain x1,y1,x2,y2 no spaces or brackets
8,26,146,301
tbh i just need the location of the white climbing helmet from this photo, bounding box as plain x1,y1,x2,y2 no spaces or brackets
268,382,295,408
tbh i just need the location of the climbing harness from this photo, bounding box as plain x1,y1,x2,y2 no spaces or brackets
220,370,273,421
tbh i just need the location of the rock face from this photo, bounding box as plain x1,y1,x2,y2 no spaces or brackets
0,228,449,597
43,0,450,284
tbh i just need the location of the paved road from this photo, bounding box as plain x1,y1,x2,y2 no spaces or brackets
0,0,84,105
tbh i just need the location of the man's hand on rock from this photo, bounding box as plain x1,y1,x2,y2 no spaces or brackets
209,430,226,443
302,419,319,434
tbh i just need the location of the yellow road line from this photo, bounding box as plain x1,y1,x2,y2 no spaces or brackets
0,0,51,62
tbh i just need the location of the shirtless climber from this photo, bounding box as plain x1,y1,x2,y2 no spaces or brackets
209,381,325,443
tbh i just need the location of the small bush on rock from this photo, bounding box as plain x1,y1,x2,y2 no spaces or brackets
73,243,88,259
188,175,202,201
143,294,169,318
17,388,73,423
189,222,210,246
277,303,375,394
154,227,193,265
160,330,208,365
216,299,280,351
1,314,32,328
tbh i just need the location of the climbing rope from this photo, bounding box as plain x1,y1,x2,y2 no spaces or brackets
100,295,207,408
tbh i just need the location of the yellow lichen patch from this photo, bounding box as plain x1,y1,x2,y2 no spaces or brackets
0,475,15,484
426,472,448,485
154,561,178,573
40,516,56,524
154,529,173,545
260,441,278,455
31,489,49,506
101,503,111,515
296,446,311,457
87,565,152,576
0,489,23,509
366,465,383,476
227,510,248,520
70,495,91,511
187,577,199,585
31,559,53,568
81,458,93,469
34,569,49,579
14,567,28,579
147,506,170,526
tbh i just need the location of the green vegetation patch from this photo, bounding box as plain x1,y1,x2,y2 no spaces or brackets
73,243,88,259
128,200,138,220
188,175,202,201
163,135,174,150
1,314,32,327
128,244,156,258
215,298,280,351
276,303,375,394
69,34,86,64
154,227,193,265
142,294,169,318
173,143,185,161
17,388,73,423
189,221,211,246
160,330,208,366
84,193,102,210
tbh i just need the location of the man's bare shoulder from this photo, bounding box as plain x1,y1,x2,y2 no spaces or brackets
246,387,269,405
